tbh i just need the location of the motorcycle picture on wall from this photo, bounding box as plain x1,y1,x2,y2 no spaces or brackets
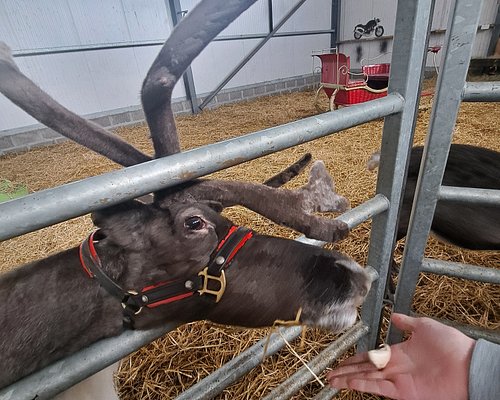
354,18,384,40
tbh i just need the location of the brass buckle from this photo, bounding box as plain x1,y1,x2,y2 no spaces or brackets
121,290,143,315
198,267,226,303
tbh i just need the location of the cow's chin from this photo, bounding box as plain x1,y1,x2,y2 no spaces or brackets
301,301,360,333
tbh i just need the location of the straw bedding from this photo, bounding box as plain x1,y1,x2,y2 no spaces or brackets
0,83,498,399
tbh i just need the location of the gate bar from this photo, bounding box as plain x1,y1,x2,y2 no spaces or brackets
0,321,179,400
312,387,340,400
462,81,500,101
337,194,390,228
359,0,436,352
389,0,485,344
431,316,500,345
0,94,403,241
174,326,304,400
261,322,369,400
439,185,500,205
421,258,500,284
294,194,389,247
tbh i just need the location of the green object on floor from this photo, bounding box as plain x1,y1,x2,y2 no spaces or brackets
0,179,29,203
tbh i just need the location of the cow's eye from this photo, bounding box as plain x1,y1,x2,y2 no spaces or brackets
184,216,205,230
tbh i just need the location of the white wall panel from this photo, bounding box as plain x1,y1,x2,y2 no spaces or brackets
338,0,497,69
191,34,330,94
0,0,81,50
0,0,183,132
273,0,332,31
189,40,248,94
84,49,144,112
3,0,496,133
1,0,333,132
117,0,172,41
0,0,171,50
67,1,132,44
339,0,397,42
23,52,102,114
180,0,269,35
431,0,453,30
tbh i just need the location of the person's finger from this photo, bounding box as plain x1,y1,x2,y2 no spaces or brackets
332,351,370,368
329,376,400,399
328,369,389,382
326,361,379,379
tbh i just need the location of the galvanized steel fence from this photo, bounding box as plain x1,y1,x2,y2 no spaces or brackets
0,0,499,398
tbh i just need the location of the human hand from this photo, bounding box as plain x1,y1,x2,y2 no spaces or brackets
326,313,476,400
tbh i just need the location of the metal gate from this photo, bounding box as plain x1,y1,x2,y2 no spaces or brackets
0,0,499,398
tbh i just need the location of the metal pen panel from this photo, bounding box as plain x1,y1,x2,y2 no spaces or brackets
389,0,485,344
433,316,500,344
312,387,340,400
359,0,436,352
462,81,500,102
0,321,179,400
0,94,403,241
439,185,500,205
261,322,369,400
0,98,397,397
421,258,500,284
174,326,304,400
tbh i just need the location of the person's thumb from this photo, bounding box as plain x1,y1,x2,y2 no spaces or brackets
391,313,419,333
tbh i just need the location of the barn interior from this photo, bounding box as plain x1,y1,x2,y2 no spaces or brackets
0,0,499,399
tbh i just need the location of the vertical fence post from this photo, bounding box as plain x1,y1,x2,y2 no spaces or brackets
358,0,435,352
166,0,200,113
389,0,485,343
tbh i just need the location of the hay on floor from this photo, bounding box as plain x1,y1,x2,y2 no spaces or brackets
1,83,499,399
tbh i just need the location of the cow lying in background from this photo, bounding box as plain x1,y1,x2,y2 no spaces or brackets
368,144,500,250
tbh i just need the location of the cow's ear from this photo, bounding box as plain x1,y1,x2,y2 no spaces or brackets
91,200,158,250
201,200,223,213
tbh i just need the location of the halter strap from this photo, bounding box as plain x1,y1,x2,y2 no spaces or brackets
79,226,252,329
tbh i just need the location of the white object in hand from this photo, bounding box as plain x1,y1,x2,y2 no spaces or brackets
368,343,391,369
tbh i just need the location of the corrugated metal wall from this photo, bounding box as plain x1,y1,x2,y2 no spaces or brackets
0,0,176,131
2,0,497,134
190,0,332,94
0,0,332,132
337,0,499,69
